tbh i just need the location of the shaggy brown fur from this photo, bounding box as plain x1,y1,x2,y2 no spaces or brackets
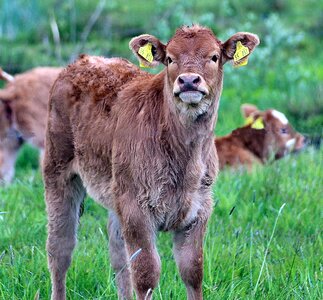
44,25,259,300
216,104,306,170
0,67,62,183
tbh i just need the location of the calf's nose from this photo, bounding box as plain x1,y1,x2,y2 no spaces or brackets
302,135,310,145
295,134,308,150
177,74,201,91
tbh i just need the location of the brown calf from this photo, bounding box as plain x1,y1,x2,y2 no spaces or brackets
44,25,259,300
216,104,306,170
0,67,62,183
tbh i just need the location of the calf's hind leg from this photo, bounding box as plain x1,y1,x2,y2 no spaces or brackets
45,173,85,300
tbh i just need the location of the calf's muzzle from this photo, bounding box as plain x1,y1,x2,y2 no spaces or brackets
173,72,208,104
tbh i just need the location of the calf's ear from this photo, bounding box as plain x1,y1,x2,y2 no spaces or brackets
241,103,258,118
222,32,260,64
129,34,166,67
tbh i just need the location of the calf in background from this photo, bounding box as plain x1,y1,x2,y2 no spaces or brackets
0,67,62,183
215,104,306,170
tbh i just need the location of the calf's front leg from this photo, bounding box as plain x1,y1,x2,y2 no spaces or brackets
118,201,160,300
173,219,207,300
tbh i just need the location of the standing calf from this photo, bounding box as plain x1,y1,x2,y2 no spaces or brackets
44,25,259,299
216,104,306,169
0,67,62,183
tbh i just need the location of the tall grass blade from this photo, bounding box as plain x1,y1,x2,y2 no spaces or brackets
253,203,286,295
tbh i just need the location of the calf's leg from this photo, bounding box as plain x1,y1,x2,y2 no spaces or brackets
119,200,160,300
45,173,85,300
173,220,207,300
108,211,133,299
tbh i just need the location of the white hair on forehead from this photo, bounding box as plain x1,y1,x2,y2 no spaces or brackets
271,110,288,125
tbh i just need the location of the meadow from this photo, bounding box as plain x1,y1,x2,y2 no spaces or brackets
0,146,322,299
0,0,322,299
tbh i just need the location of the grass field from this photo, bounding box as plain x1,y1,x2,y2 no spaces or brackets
0,143,322,299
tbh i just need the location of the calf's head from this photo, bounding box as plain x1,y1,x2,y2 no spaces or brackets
241,104,306,159
130,25,259,120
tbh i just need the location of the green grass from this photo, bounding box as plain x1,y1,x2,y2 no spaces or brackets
0,146,322,299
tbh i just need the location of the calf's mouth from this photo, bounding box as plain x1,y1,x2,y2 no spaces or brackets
175,90,206,104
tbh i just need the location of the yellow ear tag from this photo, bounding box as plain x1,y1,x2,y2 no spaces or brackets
251,117,265,130
233,41,249,68
138,43,153,68
244,116,254,126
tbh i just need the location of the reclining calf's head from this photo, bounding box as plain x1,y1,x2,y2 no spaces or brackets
241,104,306,159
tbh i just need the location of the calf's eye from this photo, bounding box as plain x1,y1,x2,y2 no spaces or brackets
280,128,288,134
211,55,218,63
167,57,173,64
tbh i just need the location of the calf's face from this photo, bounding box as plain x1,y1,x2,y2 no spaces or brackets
242,104,306,159
130,26,259,119
266,110,305,159
0,85,15,140
0,100,13,140
0,87,21,184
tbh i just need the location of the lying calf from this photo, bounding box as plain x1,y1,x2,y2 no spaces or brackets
0,67,62,183
44,25,259,299
216,104,306,170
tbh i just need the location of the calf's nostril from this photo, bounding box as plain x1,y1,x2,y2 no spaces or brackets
178,77,185,85
192,76,200,85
